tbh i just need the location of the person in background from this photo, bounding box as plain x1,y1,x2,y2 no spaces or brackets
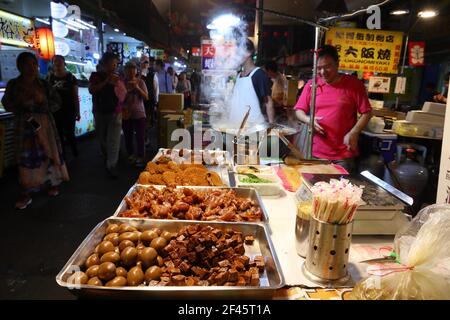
294,45,372,173
122,61,148,167
89,52,127,179
2,52,69,209
167,66,178,92
264,60,287,109
190,68,201,107
48,55,80,158
228,38,275,126
296,73,309,101
155,59,174,94
140,56,158,125
433,72,449,104
423,82,438,102
176,72,192,108
264,60,293,126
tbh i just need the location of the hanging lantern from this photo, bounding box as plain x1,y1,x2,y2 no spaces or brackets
35,27,55,60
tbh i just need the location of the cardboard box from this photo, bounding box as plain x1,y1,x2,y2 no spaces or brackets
157,111,184,148
158,93,184,112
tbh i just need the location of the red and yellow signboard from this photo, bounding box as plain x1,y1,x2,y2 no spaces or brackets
325,27,404,74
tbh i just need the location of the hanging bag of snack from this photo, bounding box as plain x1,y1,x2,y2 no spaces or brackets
350,204,450,300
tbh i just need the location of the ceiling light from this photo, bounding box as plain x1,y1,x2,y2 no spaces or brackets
390,10,409,15
114,28,120,32
418,10,438,18
109,36,114,40
123,33,127,36
75,18,97,29
35,17,51,25
60,18,89,30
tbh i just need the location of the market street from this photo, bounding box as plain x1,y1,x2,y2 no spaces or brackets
0,132,158,299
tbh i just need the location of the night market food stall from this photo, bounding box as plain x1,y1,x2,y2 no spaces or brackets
55,145,450,300
55,2,450,300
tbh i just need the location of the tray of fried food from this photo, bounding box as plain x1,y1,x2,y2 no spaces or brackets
114,185,269,224
137,157,228,187
154,148,233,167
56,218,284,299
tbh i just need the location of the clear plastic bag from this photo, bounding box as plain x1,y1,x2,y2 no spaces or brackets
350,204,450,300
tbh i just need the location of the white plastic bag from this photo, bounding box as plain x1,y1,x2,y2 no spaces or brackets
350,204,450,300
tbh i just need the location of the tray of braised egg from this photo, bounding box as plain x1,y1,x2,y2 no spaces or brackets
56,218,283,298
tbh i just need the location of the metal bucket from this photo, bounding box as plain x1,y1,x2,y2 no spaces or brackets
302,217,353,286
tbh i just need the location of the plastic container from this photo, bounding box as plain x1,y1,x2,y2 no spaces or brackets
236,173,281,197
235,165,274,175
366,116,385,133
392,120,433,137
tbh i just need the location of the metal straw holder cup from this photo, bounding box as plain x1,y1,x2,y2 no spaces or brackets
295,215,310,258
302,217,353,286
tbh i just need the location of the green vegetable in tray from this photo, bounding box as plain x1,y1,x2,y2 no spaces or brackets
240,175,273,184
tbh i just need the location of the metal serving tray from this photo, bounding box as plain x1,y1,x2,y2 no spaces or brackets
113,185,270,226
55,218,284,299
145,148,232,187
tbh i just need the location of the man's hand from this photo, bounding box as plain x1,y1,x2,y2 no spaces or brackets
308,116,325,136
343,130,359,151
433,94,447,103
108,73,119,85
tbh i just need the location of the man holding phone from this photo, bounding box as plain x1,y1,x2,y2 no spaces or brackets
295,45,372,173
89,53,127,178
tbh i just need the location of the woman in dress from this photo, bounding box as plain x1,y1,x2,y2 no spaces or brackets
2,52,69,209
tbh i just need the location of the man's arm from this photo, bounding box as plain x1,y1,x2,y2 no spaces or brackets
89,75,109,94
295,109,325,135
343,111,372,151
265,96,275,124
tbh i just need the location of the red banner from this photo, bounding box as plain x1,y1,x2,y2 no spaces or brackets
408,42,425,66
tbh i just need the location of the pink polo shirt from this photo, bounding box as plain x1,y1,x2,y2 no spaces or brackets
295,74,372,160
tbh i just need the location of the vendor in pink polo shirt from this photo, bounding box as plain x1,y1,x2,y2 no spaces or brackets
295,45,372,173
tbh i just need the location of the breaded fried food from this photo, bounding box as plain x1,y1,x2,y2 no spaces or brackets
162,171,177,185
146,173,164,185
155,164,169,173
167,161,181,172
145,161,159,174
206,171,224,186
138,171,151,184
182,166,208,177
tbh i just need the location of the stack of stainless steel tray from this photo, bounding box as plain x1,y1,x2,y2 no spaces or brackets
113,185,270,226
56,218,284,299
